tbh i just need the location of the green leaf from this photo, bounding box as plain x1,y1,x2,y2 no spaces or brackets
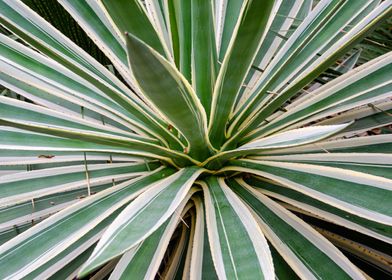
0,33,180,145
226,159,392,225
248,52,392,141
167,0,192,81
228,179,365,279
228,1,392,147
0,168,175,279
47,245,95,280
0,0,127,90
110,226,164,280
209,0,275,147
191,0,218,116
246,175,392,243
109,188,198,279
78,166,203,276
258,135,392,155
125,32,212,160
202,176,274,279
0,127,195,167
269,244,300,280
204,124,350,169
0,162,156,207
100,0,168,57
216,0,244,61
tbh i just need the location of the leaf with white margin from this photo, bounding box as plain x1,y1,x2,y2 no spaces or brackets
229,178,366,280
201,176,274,280
204,123,350,169
225,159,392,225
0,168,175,280
78,166,204,277
109,187,199,279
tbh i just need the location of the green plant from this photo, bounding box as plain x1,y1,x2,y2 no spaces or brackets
0,0,391,279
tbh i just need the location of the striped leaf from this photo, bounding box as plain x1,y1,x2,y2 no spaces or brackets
227,1,392,147
259,134,392,155
191,0,218,116
235,0,304,110
56,0,144,95
0,96,151,141
205,124,350,169
215,0,244,60
209,0,275,147
0,162,156,207
0,0,391,278
0,127,195,167
109,188,199,279
0,31,184,149
78,166,203,276
166,0,192,80
100,0,169,57
228,179,366,279
0,168,175,279
248,51,392,140
225,159,392,225
0,0,129,92
245,175,392,243
201,176,274,279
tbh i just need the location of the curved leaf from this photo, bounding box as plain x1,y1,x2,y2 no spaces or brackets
78,166,203,276
0,168,175,280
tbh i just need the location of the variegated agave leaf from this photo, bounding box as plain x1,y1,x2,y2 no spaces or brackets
0,0,391,279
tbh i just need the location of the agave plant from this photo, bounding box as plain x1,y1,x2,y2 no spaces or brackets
0,0,391,279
